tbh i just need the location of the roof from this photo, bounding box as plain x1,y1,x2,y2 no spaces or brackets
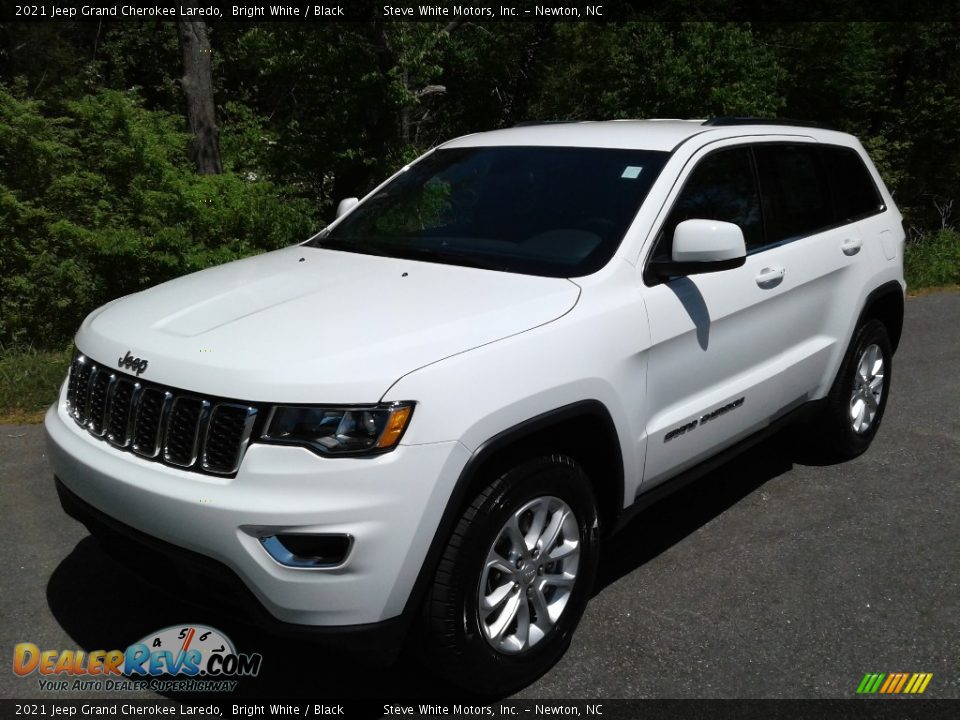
441,119,849,152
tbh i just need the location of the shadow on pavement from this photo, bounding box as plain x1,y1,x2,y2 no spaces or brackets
46,537,446,702
593,432,796,593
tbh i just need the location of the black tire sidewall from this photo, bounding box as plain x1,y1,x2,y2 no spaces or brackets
827,318,893,457
438,456,599,692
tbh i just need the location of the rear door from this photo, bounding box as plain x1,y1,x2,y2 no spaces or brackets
749,142,882,404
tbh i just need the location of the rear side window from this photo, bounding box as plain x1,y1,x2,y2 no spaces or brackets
653,147,763,259
754,145,833,244
817,146,885,222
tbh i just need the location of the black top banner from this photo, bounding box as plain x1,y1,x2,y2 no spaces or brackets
3,0,960,22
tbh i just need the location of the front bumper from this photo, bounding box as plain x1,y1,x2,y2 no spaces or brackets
53,476,406,663
45,396,470,629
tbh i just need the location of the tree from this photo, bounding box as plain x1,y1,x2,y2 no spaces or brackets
528,23,785,121
176,18,222,174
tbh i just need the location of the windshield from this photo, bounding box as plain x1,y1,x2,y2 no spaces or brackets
308,146,669,277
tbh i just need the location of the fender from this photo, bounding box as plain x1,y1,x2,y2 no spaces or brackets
397,400,624,623
855,280,905,353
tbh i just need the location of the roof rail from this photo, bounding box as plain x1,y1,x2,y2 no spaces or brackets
512,120,577,128
703,117,836,131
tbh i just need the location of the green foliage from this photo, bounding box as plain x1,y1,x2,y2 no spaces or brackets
905,229,960,289
219,100,278,176
0,83,316,349
530,23,785,120
2,20,959,355
374,178,453,236
0,346,72,423
765,22,960,226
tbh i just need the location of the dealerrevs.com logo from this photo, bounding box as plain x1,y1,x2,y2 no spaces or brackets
13,624,262,693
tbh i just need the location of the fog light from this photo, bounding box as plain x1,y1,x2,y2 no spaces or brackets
260,534,352,568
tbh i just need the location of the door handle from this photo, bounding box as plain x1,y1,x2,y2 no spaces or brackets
755,266,785,288
841,237,863,256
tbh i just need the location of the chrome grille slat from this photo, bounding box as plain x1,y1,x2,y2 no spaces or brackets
107,379,139,448
66,353,259,476
163,397,210,467
132,389,173,458
66,355,93,422
203,404,258,474
101,373,118,435
86,369,112,437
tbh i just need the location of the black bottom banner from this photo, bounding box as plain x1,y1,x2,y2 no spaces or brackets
2,699,959,720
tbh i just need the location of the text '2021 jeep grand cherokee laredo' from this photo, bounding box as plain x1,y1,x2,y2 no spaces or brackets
46,118,905,692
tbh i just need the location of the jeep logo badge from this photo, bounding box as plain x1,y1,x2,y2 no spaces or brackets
119,350,149,377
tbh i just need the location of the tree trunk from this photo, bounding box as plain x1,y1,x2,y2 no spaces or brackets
400,67,412,146
176,19,222,175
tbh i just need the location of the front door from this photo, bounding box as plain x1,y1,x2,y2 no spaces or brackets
639,141,833,489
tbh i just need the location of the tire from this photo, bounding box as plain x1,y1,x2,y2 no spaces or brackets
417,454,600,694
812,318,893,461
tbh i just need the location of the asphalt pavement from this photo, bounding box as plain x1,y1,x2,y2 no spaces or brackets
1,291,957,701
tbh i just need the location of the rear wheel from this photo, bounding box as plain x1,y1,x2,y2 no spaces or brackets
812,318,893,461
417,455,599,694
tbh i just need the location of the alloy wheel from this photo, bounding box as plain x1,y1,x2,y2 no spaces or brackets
477,496,580,654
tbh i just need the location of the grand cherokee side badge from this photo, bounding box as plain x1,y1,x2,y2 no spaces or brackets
664,397,745,442
119,350,149,376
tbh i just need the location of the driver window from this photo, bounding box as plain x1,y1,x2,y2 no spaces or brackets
653,147,763,260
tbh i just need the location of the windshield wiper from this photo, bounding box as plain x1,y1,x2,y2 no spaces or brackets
393,245,510,272
308,237,395,258
310,237,508,272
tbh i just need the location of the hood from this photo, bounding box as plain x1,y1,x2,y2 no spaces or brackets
76,245,580,403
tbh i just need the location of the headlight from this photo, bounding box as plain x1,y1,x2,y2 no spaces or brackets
260,402,414,456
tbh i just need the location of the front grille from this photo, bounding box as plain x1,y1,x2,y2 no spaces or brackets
66,354,258,476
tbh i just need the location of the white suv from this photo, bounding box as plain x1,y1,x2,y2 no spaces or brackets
46,118,905,691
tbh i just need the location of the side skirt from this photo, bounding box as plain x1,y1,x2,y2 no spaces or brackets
612,399,823,534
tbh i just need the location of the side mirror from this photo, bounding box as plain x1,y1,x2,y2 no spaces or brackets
335,197,359,219
649,219,747,281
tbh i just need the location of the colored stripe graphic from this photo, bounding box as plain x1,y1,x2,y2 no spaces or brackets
879,674,896,693
856,673,885,694
857,672,932,694
881,673,908,693
904,673,933,694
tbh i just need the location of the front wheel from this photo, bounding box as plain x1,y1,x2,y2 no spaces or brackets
417,455,599,694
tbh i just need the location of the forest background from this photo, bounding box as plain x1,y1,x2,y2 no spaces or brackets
1,19,957,418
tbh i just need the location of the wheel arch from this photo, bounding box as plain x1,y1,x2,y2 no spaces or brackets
857,280,905,353
399,400,624,623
